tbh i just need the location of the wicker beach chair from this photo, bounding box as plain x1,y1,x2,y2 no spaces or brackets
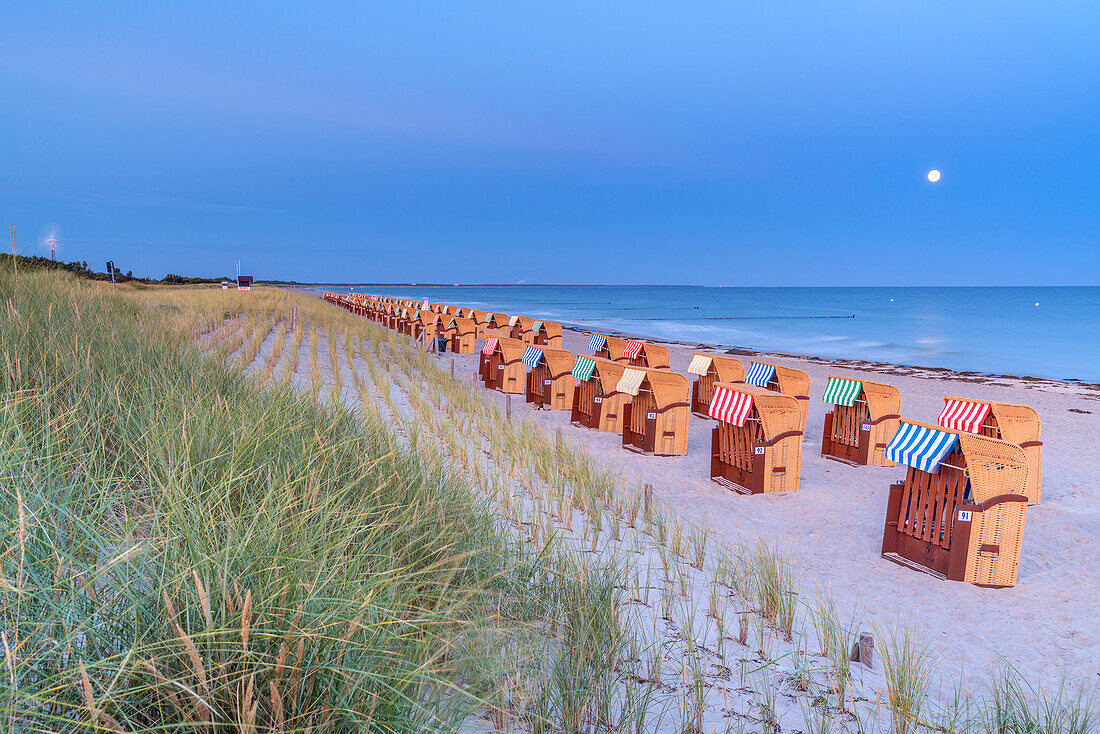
509,315,534,341
481,337,527,394
477,329,509,382
448,316,477,355
570,356,629,433
523,346,576,410
881,421,1029,587
744,360,810,431
709,383,804,494
687,353,746,417
516,318,563,348
620,340,671,370
820,376,902,466
937,397,1043,504
418,312,441,342
539,321,563,348
619,368,691,456
589,333,627,362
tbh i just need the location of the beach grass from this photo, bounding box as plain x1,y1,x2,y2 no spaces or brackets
0,271,565,731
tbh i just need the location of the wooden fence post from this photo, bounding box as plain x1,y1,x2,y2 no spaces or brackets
851,632,875,669
450,358,455,379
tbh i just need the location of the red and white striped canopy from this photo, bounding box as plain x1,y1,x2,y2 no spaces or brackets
709,385,754,426
623,340,644,359
482,337,499,355
937,399,992,433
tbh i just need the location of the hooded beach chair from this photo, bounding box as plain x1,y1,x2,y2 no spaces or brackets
589,333,626,362
523,346,576,410
937,397,1043,504
448,316,477,355
881,420,1030,587
482,337,527,394
477,329,509,382
620,339,671,369
744,360,810,431
820,376,902,466
619,368,691,456
687,353,746,417
570,356,629,433
516,318,563,348
418,312,441,342
509,315,534,341
709,383,804,494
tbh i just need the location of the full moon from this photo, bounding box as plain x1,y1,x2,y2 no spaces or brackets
927,169,941,183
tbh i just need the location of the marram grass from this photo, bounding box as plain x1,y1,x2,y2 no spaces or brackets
0,271,553,732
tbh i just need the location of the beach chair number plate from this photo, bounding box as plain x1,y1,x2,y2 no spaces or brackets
754,447,765,455
498,365,503,369
647,412,656,419
544,380,551,385
862,423,871,431
957,510,972,522
594,397,602,403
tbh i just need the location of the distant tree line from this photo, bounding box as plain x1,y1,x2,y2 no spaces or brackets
0,253,230,285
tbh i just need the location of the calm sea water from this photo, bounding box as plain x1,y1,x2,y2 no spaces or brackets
314,285,1100,381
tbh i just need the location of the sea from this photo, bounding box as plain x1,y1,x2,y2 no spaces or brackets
312,285,1100,382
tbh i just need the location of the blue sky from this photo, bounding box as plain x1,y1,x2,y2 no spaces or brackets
2,2,1098,285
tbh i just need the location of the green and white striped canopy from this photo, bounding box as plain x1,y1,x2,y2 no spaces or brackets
822,377,863,407
572,356,597,381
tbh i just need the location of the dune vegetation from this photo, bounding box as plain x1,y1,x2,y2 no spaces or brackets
1,268,1094,733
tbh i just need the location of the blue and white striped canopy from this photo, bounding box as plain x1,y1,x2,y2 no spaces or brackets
885,422,960,473
745,361,776,388
589,334,607,352
522,346,544,368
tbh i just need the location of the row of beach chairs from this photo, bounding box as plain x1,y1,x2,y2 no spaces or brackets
323,293,1043,589
324,292,563,353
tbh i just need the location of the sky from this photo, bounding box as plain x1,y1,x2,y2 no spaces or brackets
2,2,1099,285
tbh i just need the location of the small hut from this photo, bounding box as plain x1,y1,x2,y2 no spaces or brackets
619,368,691,456
570,356,629,433
687,353,745,417
709,383,804,494
620,339,671,369
523,346,576,410
881,421,1030,587
744,360,810,431
482,337,527,394
448,316,477,355
937,397,1043,504
820,376,902,467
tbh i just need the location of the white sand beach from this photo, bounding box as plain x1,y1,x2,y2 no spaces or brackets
432,323,1100,690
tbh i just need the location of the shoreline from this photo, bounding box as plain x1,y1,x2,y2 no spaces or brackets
285,286,1098,391
557,320,1100,396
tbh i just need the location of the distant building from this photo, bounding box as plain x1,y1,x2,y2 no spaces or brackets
237,275,253,291
221,280,229,290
